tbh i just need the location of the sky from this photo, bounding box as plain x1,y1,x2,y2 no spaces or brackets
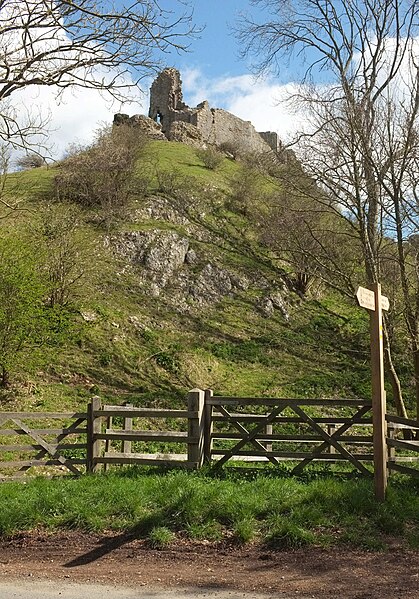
12,0,303,160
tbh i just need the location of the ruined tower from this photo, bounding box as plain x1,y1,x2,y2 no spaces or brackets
147,67,281,155
148,68,186,134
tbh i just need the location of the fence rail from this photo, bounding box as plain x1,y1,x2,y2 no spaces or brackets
1,390,418,484
386,415,419,478
0,411,88,480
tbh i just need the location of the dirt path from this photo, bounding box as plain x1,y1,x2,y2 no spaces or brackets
0,532,418,598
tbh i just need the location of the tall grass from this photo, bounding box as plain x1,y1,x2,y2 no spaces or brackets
1,469,418,550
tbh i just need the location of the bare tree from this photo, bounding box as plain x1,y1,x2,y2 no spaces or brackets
237,0,419,417
0,0,197,151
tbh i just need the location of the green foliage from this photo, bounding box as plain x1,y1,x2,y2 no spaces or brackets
0,236,47,386
196,146,224,170
148,526,175,549
0,471,418,550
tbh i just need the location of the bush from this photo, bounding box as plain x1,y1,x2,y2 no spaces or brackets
54,124,147,222
196,146,223,170
218,141,245,160
15,153,46,170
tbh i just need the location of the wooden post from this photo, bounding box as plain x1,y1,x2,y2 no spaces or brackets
123,403,133,454
187,389,204,468
370,283,388,501
328,424,336,454
103,415,112,472
87,396,102,473
265,423,273,453
204,389,213,463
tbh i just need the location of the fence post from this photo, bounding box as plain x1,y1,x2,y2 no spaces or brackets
265,423,273,453
123,403,133,455
328,424,336,454
87,396,102,473
387,424,395,471
204,389,213,463
188,389,204,468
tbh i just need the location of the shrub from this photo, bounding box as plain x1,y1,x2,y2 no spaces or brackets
218,141,245,159
196,146,223,170
15,152,46,170
54,124,147,222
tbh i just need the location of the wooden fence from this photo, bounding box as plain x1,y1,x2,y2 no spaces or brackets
386,415,419,477
1,389,418,483
89,391,204,471
0,410,88,481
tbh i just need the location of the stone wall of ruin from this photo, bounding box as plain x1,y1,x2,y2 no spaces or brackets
148,68,280,154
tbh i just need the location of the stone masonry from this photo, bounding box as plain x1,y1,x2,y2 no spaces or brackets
147,68,281,154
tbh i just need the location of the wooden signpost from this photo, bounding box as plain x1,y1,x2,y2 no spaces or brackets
356,283,389,501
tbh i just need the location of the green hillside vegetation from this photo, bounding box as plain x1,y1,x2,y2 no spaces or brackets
0,129,413,417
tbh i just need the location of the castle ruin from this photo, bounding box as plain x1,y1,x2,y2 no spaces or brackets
149,68,280,154
115,68,281,155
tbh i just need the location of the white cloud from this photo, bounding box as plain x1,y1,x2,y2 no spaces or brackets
180,67,305,143
12,80,147,161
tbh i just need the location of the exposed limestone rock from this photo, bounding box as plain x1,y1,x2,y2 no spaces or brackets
256,293,289,320
80,310,98,322
109,231,289,317
192,263,232,301
256,297,275,317
230,273,250,291
113,230,189,289
113,113,167,140
185,248,198,265
270,292,290,321
133,196,190,226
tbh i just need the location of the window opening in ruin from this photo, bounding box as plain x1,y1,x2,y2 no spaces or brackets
156,112,163,125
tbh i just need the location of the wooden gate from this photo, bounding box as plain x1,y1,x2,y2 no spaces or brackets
386,415,419,477
0,411,88,481
205,394,374,474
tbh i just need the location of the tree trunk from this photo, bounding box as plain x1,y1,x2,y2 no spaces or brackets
414,348,419,422
1,365,9,388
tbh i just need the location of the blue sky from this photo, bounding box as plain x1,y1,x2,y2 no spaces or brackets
163,0,249,81
14,1,303,159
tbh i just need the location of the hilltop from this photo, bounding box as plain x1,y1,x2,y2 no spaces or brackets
0,131,380,414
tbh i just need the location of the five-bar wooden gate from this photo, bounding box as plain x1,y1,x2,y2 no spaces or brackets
0,411,88,481
205,393,374,474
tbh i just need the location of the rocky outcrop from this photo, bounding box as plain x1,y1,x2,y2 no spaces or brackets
113,230,189,293
110,226,289,319
113,113,167,141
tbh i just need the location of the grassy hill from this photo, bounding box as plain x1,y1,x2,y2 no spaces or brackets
0,138,386,413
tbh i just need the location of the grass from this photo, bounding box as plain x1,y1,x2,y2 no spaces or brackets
0,469,418,550
0,138,415,418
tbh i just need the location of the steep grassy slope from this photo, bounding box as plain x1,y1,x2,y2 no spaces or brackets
0,140,379,413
